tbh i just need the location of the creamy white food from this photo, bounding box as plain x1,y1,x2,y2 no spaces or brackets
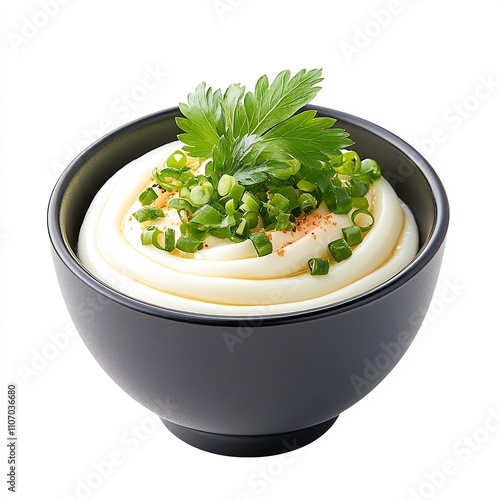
78,142,419,316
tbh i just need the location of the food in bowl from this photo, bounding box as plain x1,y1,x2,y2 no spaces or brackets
78,69,418,315
48,94,449,457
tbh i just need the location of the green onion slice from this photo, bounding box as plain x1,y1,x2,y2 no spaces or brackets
351,196,369,209
168,198,193,213
308,257,329,275
138,187,158,206
151,229,166,250
225,198,238,215
166,150,187,169
241,192,260,212
326,186,352,214
298,193,317,212
141,226,157,245
328,238,352,262
342,225,363,246
348,179,369,197
165,228,175,252
351,208,375,232
244,211,259,229
190,204,223,228
176,235,203,253
132,207,165,223
249,232,273,257
190,185,212,206
218,174,236,196
228,182,245,201
297,179,317,192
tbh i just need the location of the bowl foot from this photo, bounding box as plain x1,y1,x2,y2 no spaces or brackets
160,416,338,457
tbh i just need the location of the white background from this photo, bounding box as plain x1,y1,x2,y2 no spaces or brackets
1,0,499,499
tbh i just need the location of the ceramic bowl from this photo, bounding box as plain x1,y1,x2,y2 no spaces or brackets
47,105,449,456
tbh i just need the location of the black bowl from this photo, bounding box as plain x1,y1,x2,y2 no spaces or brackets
47,105,449,457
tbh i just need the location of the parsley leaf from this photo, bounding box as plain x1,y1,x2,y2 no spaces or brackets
176,83,223,159
176,68,352,184
259,110,352,169
235,68,324,137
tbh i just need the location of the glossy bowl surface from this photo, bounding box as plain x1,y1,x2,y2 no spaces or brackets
48,105,449,456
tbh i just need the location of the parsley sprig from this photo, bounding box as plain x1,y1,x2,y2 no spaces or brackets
176,68,353,184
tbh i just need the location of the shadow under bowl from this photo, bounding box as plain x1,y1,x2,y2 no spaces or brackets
47,105,449,457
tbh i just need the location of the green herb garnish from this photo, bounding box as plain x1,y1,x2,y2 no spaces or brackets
132,206,165,223
308,258,330,276
137,69,381,267
328,238,352,263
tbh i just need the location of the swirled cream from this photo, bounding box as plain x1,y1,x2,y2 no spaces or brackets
78,142,419,316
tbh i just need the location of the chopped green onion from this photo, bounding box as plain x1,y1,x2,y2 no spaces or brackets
297,179,317,192
241,192,260,212
249,232,273,257
180,170,195,183
329,154,344,168
300,171,329,195
155,166,186,182
152,229,166,250
148,227,175,252
298,193,317,212
270,193,290,212
351,196,369,209
228,182,245,201
180,222,208,240
275,211,292,231
176,235,203,253
277,186,298,204
190,204,223,228
308,257,330,275
225,198,238,215
351,208,375,232
244,211,259,229
138,187,158,206
132,207,165,223
210,225,233,239
190,185,212,206
326,186,352,214
166,150,187,169
235,218,248,237
342,225,363,246
335,151,361,176
168,198,193,213
328,238,352,262
359,158,381,179
218,174,236,196
141,226,157,245
165,228,175,252
348,179,369,197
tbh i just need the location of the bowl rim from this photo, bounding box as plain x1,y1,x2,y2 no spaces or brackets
47,105,450,326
